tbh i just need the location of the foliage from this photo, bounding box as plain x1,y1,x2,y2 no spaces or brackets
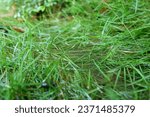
12,0,101,18
0,0,150,100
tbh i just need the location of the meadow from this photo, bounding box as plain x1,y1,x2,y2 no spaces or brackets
0,0,150,99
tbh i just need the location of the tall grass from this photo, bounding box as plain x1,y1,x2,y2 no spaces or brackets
0,0,150,99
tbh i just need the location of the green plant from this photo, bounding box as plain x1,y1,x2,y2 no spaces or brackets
12,0,71,18
0,0,150,100
12,0,101,18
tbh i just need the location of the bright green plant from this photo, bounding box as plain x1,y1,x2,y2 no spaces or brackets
11,0,101,18
11,0,71,18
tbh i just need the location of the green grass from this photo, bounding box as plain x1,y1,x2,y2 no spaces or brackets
0,0,150,99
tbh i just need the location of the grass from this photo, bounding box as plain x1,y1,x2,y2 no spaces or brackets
0,0,150,100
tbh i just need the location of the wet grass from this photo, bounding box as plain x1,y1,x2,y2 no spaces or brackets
0,0,150,99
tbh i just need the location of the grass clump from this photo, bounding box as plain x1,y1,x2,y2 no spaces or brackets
0,0,150,99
